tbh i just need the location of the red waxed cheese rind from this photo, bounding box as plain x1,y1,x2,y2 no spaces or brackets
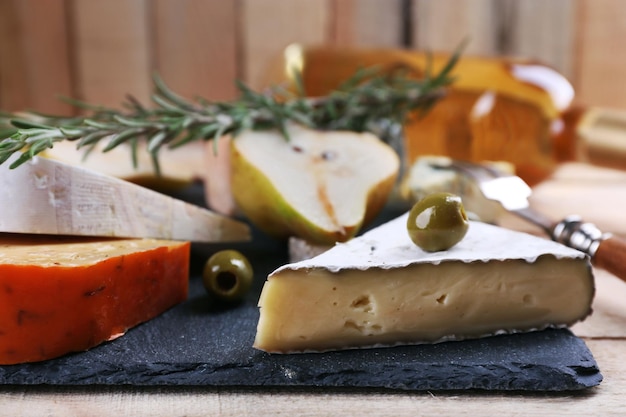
0,235,190,365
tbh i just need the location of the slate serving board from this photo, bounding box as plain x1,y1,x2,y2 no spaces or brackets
0,187,603,391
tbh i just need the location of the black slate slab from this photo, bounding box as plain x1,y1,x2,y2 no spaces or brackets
0,188,603,391
0,255,602,391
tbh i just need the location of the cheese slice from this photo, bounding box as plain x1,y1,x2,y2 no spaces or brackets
0,234,189,364
0,154,250,243
254,214,594,353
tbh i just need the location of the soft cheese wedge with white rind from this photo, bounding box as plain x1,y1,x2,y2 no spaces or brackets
254,214,594,353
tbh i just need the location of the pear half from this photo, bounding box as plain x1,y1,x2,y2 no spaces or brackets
230,124,400,245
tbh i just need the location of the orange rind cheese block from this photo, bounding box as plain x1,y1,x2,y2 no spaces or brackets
0,234,190,364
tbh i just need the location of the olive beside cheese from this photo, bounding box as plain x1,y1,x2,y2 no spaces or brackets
203,250,254,303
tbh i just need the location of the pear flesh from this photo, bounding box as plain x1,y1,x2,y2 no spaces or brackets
230,125,400,245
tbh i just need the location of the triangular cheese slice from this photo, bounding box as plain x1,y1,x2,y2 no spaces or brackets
0,155,249,243
254,213,594,353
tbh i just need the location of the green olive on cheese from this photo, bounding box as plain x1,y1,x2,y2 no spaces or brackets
203,250,254,303
407,192,469,252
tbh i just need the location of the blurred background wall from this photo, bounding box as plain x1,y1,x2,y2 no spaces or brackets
0,0,623,114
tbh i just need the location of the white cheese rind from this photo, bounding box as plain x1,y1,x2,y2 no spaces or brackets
274,214,588,272
254,214,594,353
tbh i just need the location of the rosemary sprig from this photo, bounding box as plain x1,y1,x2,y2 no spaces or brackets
0,50,460,171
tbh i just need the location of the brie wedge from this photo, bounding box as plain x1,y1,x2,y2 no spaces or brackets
254,213,594,353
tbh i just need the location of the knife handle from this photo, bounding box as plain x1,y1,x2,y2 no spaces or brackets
552,216,626,282
593,237,626,283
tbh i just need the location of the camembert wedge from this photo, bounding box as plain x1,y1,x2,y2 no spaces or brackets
254,213,594,353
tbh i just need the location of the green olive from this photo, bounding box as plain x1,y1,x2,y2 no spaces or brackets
203,250,254,303
406,192,469,252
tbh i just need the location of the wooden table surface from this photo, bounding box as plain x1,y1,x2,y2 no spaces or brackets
1,161,625,417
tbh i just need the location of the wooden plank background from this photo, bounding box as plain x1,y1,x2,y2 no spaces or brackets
1,0,625,115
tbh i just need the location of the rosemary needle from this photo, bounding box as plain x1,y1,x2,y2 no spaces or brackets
0,50,460,171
